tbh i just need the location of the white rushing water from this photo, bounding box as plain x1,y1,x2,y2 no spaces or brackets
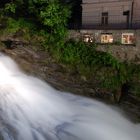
0,53,140,140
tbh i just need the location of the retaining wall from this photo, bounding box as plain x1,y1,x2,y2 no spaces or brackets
68,30,140,63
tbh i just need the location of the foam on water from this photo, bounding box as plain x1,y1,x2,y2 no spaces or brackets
0,53,140,140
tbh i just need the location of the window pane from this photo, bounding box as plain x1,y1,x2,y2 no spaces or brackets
102,12,108,16
83,34,94,43
101,12,108,25
101,34,113,43
105,17,108,25
122,33,135,44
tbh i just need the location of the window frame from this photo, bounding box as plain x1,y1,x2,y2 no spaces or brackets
101,33,113,44
101,12,108,25
121,33,135,45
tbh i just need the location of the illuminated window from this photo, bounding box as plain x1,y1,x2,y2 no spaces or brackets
101,34,113,43
83,34,94,43
122,33,135,44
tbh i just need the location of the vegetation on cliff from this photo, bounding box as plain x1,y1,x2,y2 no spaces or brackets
0,0,140,100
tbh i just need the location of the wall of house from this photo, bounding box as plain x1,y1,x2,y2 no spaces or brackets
132,0,140,28
82,0,133,28
68,29,140,63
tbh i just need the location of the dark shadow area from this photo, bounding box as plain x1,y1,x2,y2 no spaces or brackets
1,40,14,49
119,83,130,102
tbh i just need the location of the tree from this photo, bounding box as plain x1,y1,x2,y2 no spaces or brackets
1,0,71,42
39,0,71,38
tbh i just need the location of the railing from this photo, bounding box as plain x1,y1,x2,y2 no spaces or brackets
132,20,140,29
69,22,140,30
69,15,140,29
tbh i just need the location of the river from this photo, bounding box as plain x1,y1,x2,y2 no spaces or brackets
0,53,140,140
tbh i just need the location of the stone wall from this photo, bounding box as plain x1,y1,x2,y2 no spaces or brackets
68,29,140,63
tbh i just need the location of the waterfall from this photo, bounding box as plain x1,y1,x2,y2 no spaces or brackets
0,53,139,140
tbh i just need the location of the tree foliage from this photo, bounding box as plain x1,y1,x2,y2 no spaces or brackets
1,0,71,41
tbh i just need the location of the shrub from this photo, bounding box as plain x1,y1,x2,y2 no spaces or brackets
1,0,71,44
46,40,140,92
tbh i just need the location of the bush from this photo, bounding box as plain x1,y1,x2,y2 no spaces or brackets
46,40,140,92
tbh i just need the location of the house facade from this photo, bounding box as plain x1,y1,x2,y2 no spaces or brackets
82,0,140,29
132,0,140,27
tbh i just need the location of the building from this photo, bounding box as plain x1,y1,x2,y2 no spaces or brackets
132,0,140,28
82,0,140,29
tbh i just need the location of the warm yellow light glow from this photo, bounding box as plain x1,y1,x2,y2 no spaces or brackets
83,34,94,43
122,33,135,44
101,34,113,43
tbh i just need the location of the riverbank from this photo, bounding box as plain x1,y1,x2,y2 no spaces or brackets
0,38,140,122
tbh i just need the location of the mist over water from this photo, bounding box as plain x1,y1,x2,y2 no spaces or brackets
0,53,140,140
